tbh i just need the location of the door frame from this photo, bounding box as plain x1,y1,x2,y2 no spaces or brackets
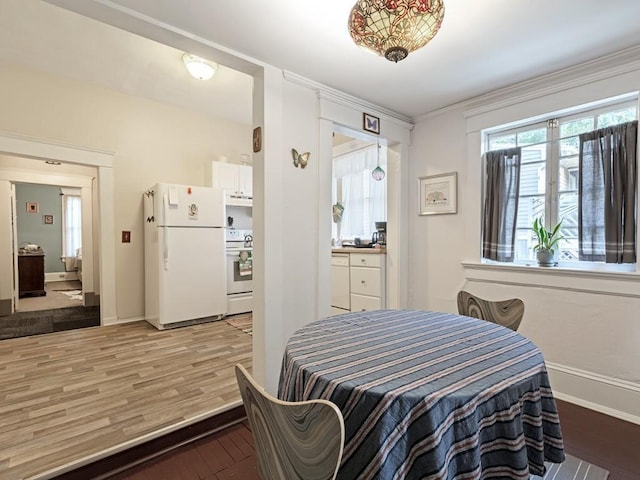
10,183,18,312
0,132,116,324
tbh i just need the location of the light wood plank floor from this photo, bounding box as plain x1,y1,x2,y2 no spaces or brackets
0,320,252,480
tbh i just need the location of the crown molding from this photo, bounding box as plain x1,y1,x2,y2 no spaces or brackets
414,44,640,122
463,44,640,119
282,71,414,129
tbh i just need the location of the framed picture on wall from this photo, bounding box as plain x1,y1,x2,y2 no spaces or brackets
419,172,457,215
363,113,380,135
26,202,39,213
43,215,54,224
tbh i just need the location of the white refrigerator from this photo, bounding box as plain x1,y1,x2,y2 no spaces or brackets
144,183,227,329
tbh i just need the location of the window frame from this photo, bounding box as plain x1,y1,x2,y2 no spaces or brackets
482,97,639,272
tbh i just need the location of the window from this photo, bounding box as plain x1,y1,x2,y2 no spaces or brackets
332,144,387,242
61,189,82,270
483,97,638,267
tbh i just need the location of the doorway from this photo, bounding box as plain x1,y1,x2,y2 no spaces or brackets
331,127,388,248
329,125,389,316
0,133,116,335
0,157,100,339
12,182,85,313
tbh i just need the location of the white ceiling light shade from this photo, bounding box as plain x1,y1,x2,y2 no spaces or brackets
182,54,217,80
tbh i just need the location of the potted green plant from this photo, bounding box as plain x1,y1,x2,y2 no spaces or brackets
532,217,563,266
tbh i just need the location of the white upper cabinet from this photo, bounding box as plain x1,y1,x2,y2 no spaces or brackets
236,164,252,199
211,161,252,201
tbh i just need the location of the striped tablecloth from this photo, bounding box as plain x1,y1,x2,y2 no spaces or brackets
278,309,565,480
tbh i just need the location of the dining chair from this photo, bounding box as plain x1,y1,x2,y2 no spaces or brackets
456,290,524,331
235,364,345,480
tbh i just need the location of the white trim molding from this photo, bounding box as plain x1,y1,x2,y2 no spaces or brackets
464,44,640,119
45,272,79,282
547,362,640,425
283,70,414,128
461,261,640,298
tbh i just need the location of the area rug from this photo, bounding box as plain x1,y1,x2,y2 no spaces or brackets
225,313,252,336
533,454,609,480
0,306,99,340
60,290,83,301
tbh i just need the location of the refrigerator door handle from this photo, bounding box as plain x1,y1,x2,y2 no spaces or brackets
163,193,169,270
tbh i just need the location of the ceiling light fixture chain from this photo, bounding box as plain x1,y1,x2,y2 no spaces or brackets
348,0,445,62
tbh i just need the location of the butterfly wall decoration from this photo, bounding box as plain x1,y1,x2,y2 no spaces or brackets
291,148,310,169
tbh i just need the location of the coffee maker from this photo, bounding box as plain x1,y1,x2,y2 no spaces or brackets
372,221,387,246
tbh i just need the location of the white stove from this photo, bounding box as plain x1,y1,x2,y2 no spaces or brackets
225,229,253,315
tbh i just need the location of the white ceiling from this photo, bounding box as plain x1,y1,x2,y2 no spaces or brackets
4,0,640,124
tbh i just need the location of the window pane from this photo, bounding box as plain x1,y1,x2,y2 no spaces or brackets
515,195,545,261
557,191,578,261
516,128,546,146
488,134,515,150
558,155,579,191
597,106,637,128
560,117,594,138
519,162,546,196
520,144,546,165
515,228,536,262
559,136,580,156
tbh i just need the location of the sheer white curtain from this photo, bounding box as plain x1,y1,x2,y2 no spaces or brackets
333,145,386,240
62,192,82,271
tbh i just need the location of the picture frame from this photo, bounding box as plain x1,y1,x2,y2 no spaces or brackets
419,172,457,215
26,202,39,213
363,113,380,135
43,214,54,224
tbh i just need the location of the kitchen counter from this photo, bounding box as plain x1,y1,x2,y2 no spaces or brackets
332,247,386,254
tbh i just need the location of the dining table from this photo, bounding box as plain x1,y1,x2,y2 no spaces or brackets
278,309,565,480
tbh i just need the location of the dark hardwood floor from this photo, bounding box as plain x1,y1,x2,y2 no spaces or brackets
108,420,260,480
89,399,639,480
555,400,640,480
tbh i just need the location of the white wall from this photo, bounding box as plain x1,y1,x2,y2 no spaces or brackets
256,78,323,392
0,63,251,321
409,50,640,423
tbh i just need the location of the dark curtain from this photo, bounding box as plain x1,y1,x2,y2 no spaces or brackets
579,121,638,263
482,147,522,262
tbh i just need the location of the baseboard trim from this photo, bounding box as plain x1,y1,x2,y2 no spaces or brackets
45,272,79,282
546,362,640,425
104,315,145,326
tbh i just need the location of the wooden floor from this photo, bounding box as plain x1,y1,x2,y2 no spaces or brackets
2,319,639,480
555,399,640,480
110,421,260,480
0,319,252,480
110,400,640,480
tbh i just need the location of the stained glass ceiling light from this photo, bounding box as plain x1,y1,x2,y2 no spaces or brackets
348,0,445,63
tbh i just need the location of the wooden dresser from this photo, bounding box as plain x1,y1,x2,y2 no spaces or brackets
18,253,46,297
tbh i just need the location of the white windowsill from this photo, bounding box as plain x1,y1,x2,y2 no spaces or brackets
461,261,640,298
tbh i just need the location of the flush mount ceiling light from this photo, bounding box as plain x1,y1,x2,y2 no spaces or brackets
182,53,217,80
348,0,445,63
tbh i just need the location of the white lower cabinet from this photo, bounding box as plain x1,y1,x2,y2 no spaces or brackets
331,254,350,311
350,293,382,312
331,252,385,313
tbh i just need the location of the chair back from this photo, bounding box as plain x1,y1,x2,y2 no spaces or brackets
457,290,524,331
235,364,345,480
